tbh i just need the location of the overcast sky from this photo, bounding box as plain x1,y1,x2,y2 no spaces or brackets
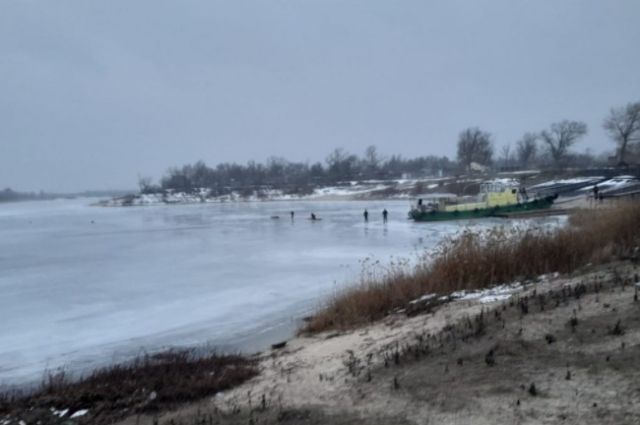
2,1,639,192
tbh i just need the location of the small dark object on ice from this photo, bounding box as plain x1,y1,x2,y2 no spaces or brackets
545,334,556,344
610,320,624,336
528,383,537,396
485,349,495,366
565,370,571,380
569,316,578,332
271,341,287,350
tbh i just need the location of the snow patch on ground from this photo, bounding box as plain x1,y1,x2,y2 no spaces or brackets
538,272,561,281
450,282,524,304
70,409,89,418
307,184,389,198
578,176,640,193
529,177,603,189
409,294,437,305
98,181,422,206
411,279,536,307
51,408,69,418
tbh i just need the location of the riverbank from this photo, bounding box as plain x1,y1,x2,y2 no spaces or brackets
4,260,638,425
304,200,640,333
95,174,640,207
121,260,640,425
0,352,258,425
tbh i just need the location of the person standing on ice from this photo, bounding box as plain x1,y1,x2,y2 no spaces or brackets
290,211,294,220
382,209,388,223
363,209,369,223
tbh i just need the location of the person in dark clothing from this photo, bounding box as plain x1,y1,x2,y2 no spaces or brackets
363,209,369,222
591,184,600,206
382,209,388,223
519,187,528,202
290,211,295,220
310,213,317,220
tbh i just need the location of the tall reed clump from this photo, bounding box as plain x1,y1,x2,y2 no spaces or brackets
303,201,640,333
0,351,257,424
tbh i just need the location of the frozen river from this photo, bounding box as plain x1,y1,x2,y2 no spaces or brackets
0,198,563,386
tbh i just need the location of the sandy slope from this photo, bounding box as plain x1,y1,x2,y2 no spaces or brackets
121,261,640,425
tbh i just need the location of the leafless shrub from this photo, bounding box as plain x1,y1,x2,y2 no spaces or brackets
0,350,257,424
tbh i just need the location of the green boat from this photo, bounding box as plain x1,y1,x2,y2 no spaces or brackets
409,179,557,222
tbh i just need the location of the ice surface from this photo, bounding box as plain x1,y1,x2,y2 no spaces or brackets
0,199,564,386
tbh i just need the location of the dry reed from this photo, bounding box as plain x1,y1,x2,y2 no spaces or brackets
0,350,257,424
303,201,640,333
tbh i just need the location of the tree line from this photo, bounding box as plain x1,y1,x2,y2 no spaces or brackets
458,101,640,171
147,100,640,195
143,148,455,195
0,188,63,203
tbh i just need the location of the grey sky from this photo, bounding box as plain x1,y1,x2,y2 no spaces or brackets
1,1,639,192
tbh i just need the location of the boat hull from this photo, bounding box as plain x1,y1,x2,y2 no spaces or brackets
409,196,557,222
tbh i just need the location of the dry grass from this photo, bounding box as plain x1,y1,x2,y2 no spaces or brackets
0,350,257,424
303,201,640,333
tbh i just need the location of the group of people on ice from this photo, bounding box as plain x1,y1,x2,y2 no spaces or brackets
285,209,389,222
362,208,388,223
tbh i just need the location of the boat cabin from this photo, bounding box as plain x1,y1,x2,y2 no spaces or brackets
479,179,522,208
413,179,526,213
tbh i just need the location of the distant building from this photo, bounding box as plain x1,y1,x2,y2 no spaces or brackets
469,162,489,173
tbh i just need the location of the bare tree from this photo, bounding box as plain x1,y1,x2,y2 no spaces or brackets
603,101,640,165
325,148,349,168
499,144,513,166
456,127,493,170
362,145,382,178
540,120,587,167
363,145,380,167
138,176,157,194
516,132,538,167
325,148,358,181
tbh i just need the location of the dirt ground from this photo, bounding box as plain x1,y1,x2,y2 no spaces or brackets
120,261,640,425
